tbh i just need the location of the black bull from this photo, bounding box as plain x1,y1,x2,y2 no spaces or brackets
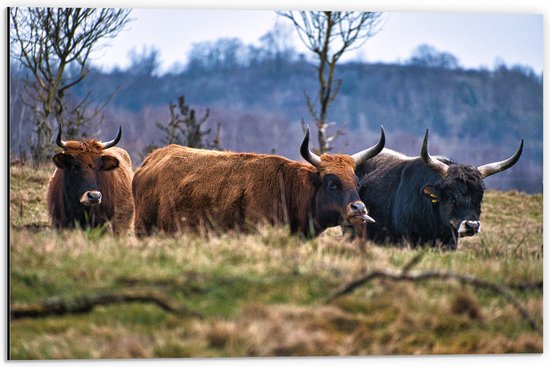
344,130,523,249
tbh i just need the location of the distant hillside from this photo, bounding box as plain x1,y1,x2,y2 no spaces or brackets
9,59,542,192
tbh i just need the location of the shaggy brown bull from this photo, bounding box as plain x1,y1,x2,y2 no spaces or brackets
132,126,385,237
46,126,134,234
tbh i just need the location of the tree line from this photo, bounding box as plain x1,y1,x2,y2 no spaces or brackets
9,9,542,193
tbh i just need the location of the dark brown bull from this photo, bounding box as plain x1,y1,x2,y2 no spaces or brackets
46,126,134,234
132,126,385,237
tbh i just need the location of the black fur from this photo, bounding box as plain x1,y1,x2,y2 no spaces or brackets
351,150,485,249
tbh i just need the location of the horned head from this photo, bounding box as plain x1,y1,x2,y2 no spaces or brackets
56,125,123,150
300,125,385,169
420,129,523,179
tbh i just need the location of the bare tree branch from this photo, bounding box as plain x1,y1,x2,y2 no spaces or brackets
155,95,218,150
10,7,131,162
10,290,203,319
304,91,319,122
324,266,542,336
278,11,382,153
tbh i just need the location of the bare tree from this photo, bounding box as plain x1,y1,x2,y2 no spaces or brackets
9,7,131,162
153,95,220,150
278,11,382,153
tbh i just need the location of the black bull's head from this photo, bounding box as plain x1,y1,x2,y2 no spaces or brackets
420,129,523,244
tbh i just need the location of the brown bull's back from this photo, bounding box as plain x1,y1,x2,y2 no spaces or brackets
133,144,318,235
102,147,134,233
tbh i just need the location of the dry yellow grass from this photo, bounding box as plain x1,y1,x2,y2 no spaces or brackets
8,164,543,359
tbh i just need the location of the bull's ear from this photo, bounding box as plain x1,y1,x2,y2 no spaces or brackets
53,152,71,169
100,155,120,171
310,172,322,187
422,185,439,203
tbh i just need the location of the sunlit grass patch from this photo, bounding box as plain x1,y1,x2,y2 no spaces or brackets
8,166,543,358
10,164,52,228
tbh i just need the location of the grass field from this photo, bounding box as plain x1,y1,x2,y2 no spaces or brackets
8,164,543,359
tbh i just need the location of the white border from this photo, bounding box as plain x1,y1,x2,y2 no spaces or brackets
2,0,547,366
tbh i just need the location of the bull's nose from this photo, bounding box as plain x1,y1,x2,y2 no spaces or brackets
347,201,375,223
350,202,366,213
81,190,102,206
457,219,481,237
87,191,102,202
466,220,480,230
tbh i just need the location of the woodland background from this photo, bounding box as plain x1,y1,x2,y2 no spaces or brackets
9,31,542,192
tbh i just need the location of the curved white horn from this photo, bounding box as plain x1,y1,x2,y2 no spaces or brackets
99,126,122,149
478,140,523,178
56,125,68,149
420,129,449,177
351,125,385,165
300,125,321,168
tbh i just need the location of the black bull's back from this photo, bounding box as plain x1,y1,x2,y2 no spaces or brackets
347,129,522,248
349,150,467,247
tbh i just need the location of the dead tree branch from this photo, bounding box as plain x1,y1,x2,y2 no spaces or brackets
155,95,215,149
278,11,382,153
10,290,203,319
324,266,542,335
400,252,425,275
507,281,543,291
10,8,131,161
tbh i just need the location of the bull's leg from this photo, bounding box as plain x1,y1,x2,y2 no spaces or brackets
341,224,355,239
353,222,369,252
112,200,135,236
132,212,151,237
341,223,369,252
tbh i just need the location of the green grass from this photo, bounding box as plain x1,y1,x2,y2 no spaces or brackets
9,164,543,359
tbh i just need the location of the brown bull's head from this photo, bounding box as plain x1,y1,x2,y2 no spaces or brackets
53,126,122,207
420,129,523,243
301,125,385,230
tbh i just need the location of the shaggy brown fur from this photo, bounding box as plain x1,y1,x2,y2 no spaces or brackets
47,139,134,235
133,145,364,237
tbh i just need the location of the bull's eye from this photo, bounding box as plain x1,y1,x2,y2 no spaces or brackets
328,182,339,191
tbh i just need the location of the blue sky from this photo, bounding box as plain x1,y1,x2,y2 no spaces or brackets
92,9,543,74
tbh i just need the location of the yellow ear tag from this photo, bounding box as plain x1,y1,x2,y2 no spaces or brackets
429,193,438,203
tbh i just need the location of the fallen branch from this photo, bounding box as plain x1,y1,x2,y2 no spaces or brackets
324,268,542,336
10,290,202,319
507,280,543,291
400,252,425,275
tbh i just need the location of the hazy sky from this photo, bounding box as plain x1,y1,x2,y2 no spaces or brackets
91,9,543,74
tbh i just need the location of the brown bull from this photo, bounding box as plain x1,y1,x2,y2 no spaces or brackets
46,126,134,234
132,126,385,237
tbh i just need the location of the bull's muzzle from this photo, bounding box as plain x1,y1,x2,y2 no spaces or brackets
347,201,375,224
457,220,481,237
80,190,102,206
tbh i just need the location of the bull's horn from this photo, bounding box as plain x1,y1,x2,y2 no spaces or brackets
99,126,122,149
478,139,523,178
56,125,68,149
420,129,449,177
300,125,321,169
351,125,385,165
